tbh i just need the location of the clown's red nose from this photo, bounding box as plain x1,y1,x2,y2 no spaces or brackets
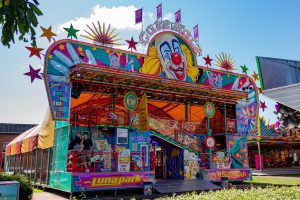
171,52,182,65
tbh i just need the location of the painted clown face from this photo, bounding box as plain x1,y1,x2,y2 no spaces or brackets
155,34,187,81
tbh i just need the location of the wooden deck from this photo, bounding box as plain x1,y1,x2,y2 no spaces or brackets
154,179,221,194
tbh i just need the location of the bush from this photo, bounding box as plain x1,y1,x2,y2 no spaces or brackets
0,173,33,200
156,186,300,200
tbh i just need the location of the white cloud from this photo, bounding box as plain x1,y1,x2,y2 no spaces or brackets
57,4,142,35
163,13,173,21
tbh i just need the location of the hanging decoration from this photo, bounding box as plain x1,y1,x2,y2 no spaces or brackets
63,23,80,39
40,26,57,42
214,52,236,71
260,101,267,112
203,54,212,67
240,64,248,75
24,65,42,83
252,71,259,81
81,22,121,46
25,46,44,59
126,37,138,51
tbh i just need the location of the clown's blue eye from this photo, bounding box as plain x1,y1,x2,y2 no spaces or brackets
160,41,172,61
172,39,182,54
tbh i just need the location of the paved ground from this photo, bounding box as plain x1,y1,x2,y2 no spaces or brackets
32,192,67,200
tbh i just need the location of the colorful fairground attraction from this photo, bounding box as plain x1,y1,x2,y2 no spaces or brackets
4,6,259,195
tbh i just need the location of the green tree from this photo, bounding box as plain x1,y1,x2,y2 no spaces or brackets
0,0,43,47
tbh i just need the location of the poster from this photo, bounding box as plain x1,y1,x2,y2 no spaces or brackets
226,119,237,133
204,169,251,181
118,149,130,172
49,81,70,120
184,150,199,179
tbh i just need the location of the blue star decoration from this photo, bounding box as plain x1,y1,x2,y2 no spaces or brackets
24,65,42,83
240,64,248,75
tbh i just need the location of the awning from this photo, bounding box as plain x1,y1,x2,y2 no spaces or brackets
6,109,55,156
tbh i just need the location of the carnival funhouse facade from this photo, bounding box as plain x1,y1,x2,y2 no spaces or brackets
4,19,259,194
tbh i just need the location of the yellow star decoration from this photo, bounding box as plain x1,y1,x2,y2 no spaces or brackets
252,71,259,81
106,50,110,54
59,44,65,50
40,26,57,42
239,80,243,85
77,47,83,52
48,54,53,59
92,47,97,51
226,73,230,77
168,171,172,177
179,169,183,176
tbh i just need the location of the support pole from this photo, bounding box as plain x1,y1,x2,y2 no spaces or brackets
224,103,227,134
257,141,262,171
46,148,51,185
34,149,39,183
30,151,33,180
39,149,44,184
26,153,29,176
19,154,22,174
208,118,213,169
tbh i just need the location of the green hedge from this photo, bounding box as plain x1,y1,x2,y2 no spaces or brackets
0,173,33,200
156,186,300,200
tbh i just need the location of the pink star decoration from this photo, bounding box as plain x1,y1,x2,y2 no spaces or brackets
24,65,42,83
203,54,213,66
260,101,267,112
126,37,138,51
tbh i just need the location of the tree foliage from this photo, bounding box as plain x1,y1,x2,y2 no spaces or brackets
0,0,43,47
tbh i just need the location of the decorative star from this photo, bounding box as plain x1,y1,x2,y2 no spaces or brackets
203,54,213,66
25,46,44,59
63,24,79,39
40,26,57,42
92,47,97,51
126,37,138,51
252,71,259,81
275,121,280,127
48,54,53,59
260,101,267,112
77,47,83,52
240,64,248,75
24,65,42,83
275,103,281,112
257,87,262,94
59,44,65,50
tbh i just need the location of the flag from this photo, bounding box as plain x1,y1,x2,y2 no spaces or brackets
157,3,162,19
175,10,181,23
138,93,149,132
193,24,199,39
135,8,143,24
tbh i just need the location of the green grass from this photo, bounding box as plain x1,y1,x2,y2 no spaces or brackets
246,176,300,186
155,186,300,200
33,188,43,193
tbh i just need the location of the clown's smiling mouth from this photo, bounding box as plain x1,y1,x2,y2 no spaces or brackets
169,63,185,80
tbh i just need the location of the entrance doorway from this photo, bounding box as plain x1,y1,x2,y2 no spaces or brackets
155,146,164,179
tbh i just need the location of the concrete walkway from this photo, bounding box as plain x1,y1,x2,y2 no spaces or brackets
32,192,67,200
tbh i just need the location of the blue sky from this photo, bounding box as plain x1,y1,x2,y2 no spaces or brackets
1,0,300,124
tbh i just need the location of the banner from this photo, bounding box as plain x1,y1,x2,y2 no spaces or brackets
204,169,251,181
193,24,198,39
156,3,162,19
138,93,149,131
73,171,154,191
135,8,143,24
49,81,70,120
175,10,181,23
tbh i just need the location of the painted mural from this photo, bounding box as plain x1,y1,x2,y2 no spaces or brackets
226,135,249,168
165,145,184,179
44,31,258,136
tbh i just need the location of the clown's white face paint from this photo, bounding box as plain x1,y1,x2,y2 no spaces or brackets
155,34,187,81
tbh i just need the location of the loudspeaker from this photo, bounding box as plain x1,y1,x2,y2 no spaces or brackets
71,84,83,99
